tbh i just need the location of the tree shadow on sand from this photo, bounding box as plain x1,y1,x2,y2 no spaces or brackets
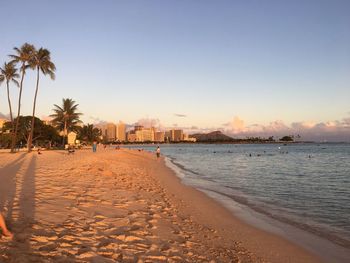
0,154,40,261
0,153,27,228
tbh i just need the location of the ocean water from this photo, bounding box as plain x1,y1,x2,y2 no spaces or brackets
125,143,350,251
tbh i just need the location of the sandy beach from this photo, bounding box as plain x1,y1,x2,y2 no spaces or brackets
0,148,323,262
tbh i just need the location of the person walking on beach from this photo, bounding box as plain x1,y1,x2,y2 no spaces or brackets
156,146,160,159
92,141,97,153
0,213,13,239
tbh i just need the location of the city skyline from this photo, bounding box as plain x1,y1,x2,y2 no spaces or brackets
0,1,349,141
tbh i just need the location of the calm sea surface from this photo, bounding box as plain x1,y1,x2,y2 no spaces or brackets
126,143,350,248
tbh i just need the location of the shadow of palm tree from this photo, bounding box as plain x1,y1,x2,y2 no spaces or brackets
11,155,37,257
0,154,39,261
0,153,27,227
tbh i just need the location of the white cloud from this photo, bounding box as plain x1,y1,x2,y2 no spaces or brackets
87,116,107,124
222,116,245,133
135,118,163,129
342,117,350,127
222,116,350,141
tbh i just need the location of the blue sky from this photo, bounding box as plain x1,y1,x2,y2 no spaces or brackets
0,0,349,140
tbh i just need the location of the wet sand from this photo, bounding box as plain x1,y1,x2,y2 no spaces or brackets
0,148,323,262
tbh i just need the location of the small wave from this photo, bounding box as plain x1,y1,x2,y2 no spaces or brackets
204,188,350,249
161,144,350,251
164,157,186,178
167,157,201,176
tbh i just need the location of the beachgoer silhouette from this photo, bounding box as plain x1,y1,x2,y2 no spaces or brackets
156,146,160,158
92,141,97,153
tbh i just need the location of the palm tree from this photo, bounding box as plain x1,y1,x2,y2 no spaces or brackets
27,48,56,152
9,43,36,152
0,62,20,149
77,124,101,143
50,98,82,145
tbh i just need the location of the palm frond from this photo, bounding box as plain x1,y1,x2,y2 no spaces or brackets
9,43,36,70
35,47,56,80
50,98,82,132
11,79,20,87
0,62,19,84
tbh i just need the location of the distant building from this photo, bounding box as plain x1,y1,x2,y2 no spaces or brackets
143,128,155,142
106,123,116,142
125,126,188,143
135,128,154,142
169,129,183,142
67,131,77,145
0,119,8,130
135,130,142,142
116,121,126,142
183,133,189,140
134,125,143,131
164,131,171,142
183,133,196,142
127,132,137,142
154,131,165,142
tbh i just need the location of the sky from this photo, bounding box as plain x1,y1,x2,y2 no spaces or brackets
0,0,349,141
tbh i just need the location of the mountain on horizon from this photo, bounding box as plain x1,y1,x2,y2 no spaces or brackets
190,131,234,142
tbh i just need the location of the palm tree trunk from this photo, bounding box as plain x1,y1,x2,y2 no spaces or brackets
11,65,25,153
6,81,14,153
62,120,67,146
28,68,40,152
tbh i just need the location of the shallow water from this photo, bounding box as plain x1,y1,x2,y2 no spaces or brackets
125,143,350,249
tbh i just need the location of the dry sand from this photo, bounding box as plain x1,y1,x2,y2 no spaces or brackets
0,148,323,262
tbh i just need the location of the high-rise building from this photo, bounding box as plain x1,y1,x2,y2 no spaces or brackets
134,125,143,131
135,130,143,142
135,128,154,142
106,123,116,142
116,121,126,142
164,131,171,142
143,128,154,142
169,129,183,142
127,132,136,142
154,131,165,142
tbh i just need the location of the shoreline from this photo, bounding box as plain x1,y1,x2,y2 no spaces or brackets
152,151,325,263
131,149,327,262
164,156,350,260
0,148,333,262
163,150,350,263
198,188,350,263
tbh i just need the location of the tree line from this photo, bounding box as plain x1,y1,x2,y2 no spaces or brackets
0,43,55,152
0,43,101,151
0,98,101,149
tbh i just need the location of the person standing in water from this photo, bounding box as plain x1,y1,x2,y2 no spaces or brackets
156,146,160,159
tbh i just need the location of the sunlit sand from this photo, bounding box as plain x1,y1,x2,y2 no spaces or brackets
0,148,322,262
